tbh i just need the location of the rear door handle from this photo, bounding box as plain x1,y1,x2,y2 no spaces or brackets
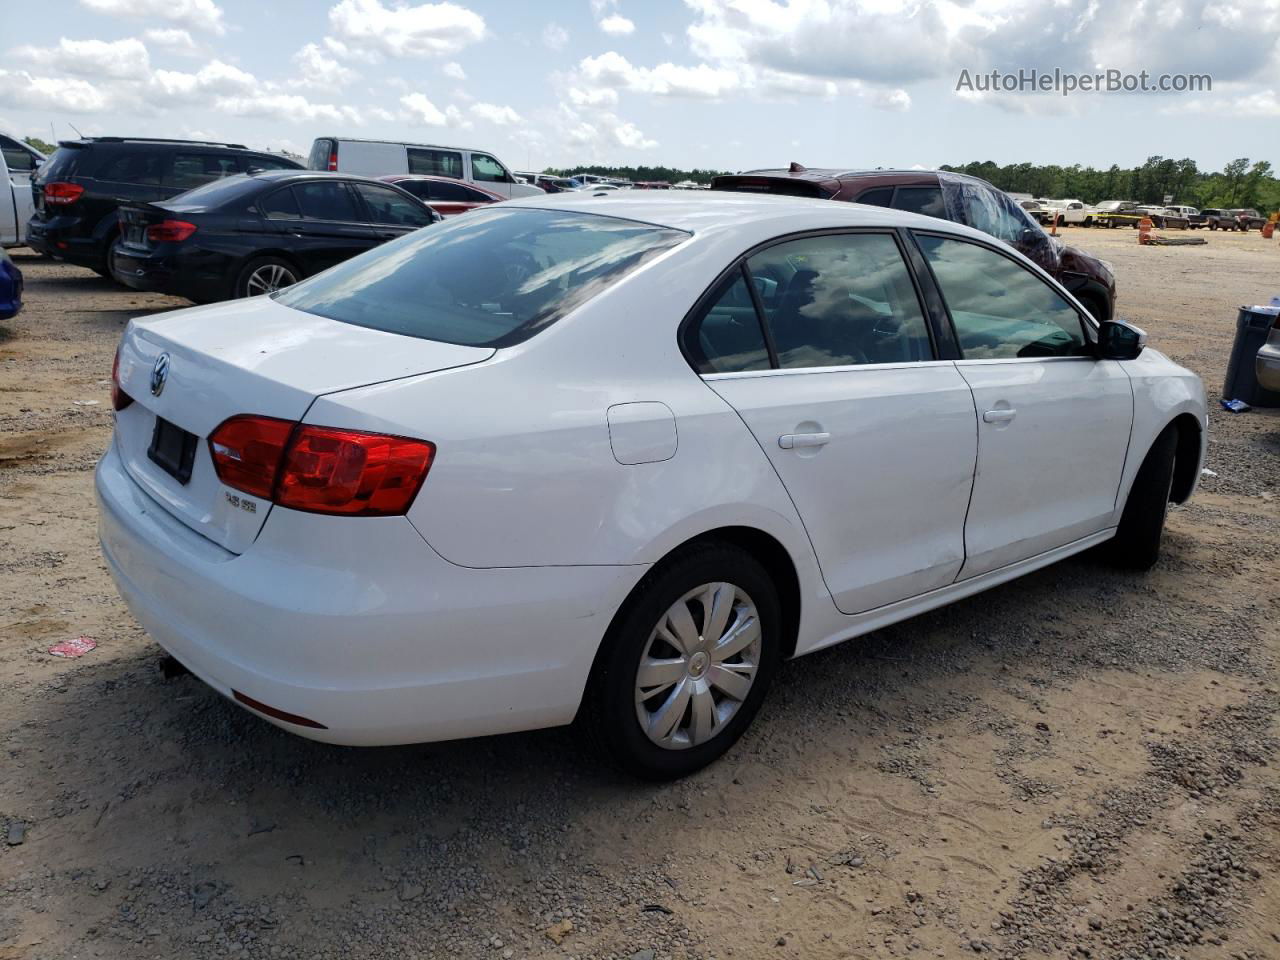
778,432,830,449
983,409,1017,424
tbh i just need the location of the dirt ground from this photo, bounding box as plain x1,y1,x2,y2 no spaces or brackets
1,226,1278,960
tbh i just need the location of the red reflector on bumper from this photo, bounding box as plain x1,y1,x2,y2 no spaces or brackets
232,690,328,729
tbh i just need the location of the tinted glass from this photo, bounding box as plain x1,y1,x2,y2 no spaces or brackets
460,185,495,203
892,186,946,218
426,180,470,202
243,154,300,172
746,234,933,368
407,148,463,178
36,147,80,181
96,151,163,184
352,183,434,226
169,153,241,189
0,136,36,173
294,181,360,221
855,187,893,207
471,154,508,183
162,174,257,212
307,139,334,171
259,186,302,220
276,208,688,347
917,234,1087,359
686,270,771,374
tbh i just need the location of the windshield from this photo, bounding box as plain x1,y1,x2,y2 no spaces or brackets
276,207,689,347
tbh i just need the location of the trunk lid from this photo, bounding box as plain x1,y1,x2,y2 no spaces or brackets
113,296,493,553
116,202,170,251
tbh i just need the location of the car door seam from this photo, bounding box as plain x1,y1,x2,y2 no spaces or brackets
951,361,982,584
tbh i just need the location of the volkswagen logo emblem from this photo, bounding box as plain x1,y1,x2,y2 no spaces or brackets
150,353,170,397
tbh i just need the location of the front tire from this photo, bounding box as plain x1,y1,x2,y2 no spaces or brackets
1109,426,1178,570
581,543,781,780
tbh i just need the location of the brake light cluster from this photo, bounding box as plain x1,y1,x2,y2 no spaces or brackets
146,219,198,244
327,145,339,171
208,415,435,517
111,347,133,411
44,182,85,205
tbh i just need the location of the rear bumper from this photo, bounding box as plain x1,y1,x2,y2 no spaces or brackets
96,441,642,746
26,220,104,270
110,247,227,303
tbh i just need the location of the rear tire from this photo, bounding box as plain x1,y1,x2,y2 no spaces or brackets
235,256,300,299
1108,426,1178,570
580,542,781,780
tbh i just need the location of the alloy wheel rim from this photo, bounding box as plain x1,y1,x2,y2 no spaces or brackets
246,264,297,296
635,582,761,751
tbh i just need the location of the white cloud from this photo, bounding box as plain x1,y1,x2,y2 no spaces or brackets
568,87,619,107
872,88,911,112
599,14,635,36
14,37,151,81
143,28,202,57
214,93,361,124
328,0,486,59
291,42,359,89
0,69,109,113
442,61,466,80
612,120,655,149
400,91,447,125
78,0,226,35
471,102,520,125
1180,88,1280,117
542,23,569,51
150,60,257,102
579,52,741,99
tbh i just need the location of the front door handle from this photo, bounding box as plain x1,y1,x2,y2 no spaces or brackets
983,408,1017,424
779,432,830,449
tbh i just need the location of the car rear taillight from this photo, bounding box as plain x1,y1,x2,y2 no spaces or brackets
208,415,294,499
44,182,84,205
145,220,198,244
111,346,132,412
208,416,434,516
327,145,338,171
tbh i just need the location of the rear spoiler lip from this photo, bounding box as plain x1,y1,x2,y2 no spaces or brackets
709,175,839,199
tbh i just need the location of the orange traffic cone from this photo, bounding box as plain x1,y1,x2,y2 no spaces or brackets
1138,216,1153,244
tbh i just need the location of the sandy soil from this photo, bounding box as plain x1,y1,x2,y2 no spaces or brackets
1,227,1278,960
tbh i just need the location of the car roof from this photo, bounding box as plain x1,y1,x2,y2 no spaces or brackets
315,136,497,155
733,166,949,182
497,189,995,243
57,136,258,150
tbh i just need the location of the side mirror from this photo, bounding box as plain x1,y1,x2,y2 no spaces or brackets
1096,320,1147,361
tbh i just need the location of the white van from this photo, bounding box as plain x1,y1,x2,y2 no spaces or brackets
307,138,542,199
1,132,45,247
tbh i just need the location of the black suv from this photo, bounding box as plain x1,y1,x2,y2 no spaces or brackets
27,138,301,275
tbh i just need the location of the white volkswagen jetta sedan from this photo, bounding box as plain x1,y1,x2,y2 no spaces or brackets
98,192,1207,779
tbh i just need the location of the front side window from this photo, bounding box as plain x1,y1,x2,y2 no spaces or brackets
407,148,463,179
351,183,434,227
294,181,360,221
276,208,688,347
169,153,241,189
746,233,933,368
0,135,37,173
684,270,771,374
470,153,510,183
916,234,1088,360
891,186,946,219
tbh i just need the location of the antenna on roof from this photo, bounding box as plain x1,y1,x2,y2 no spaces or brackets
68,121,84,138
788,161,806,173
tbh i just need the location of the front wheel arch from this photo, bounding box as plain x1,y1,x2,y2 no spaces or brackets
1169,412,1203,504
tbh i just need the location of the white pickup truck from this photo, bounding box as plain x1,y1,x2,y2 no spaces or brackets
1041,199,1088,225
1,133,45,247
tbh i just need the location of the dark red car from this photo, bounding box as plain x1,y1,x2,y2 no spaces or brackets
712,165,1117,323
379,175,505,218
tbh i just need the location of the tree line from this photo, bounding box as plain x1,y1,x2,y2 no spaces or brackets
545,164,730,185
940,157,1279,211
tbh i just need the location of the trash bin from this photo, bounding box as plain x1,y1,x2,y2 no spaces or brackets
1222,305,1280,407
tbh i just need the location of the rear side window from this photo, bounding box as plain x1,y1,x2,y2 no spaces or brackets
276,208,688,347
351,183,434,227
169,153,241,190
855,187,893,207
96,151,163,184
892,186,946,219
294,181,360,221
426,180,471,201
685,270,771,374
260,187,302,220
747,233,933,368
408,148,462,179
36,146,81,181
243,154,299,173
917,234,1087,359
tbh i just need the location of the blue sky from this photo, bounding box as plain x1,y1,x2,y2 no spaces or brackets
2,0,1278,173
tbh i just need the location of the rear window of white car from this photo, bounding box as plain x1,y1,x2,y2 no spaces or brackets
276,208,688,347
